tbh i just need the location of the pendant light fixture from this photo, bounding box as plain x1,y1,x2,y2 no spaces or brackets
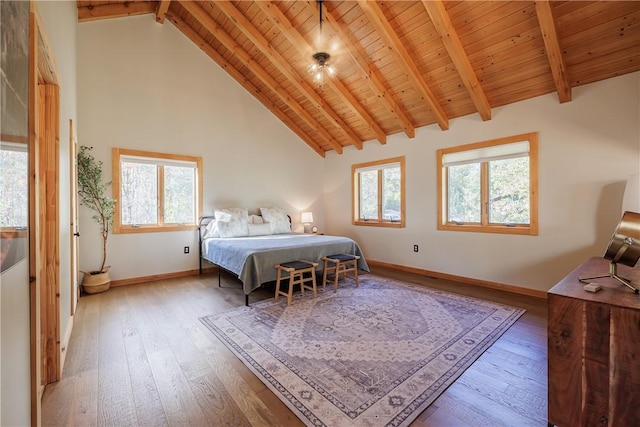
308,0,335,85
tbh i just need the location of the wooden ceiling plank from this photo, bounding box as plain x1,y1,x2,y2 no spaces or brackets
422,0,491,121
357,0,449,131
561,15,640,62
179,0,343,154
256,0,387,146
168,13,325,157
77,1,156,22
534,1,572,103
460,4,538,55
322,2,417,140
155,0,171,24
76,0,639,155
216,1,365,149
554,1,638,37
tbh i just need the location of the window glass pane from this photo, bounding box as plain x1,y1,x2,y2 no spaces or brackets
121,162,157,225
164,165,195,224
382,166,401,221
447,163,481,223
489,157,530,224
359,170,378,220
0,147,28,227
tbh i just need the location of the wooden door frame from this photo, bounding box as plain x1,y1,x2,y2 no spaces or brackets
29,3,60,425
69,119,79,316
38,82,60,386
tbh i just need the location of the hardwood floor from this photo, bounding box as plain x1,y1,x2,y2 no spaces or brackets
42,267,548,426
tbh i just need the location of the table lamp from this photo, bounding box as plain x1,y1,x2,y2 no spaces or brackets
301,211,314,233
579,211,640,293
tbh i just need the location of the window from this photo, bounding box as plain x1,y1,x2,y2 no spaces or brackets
112,148,203,233
437,133,538,235
1,140,29,272
352,156,405,227
1,141,28,229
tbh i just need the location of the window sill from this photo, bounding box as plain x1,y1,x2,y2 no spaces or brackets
114,224,197,234
353,220,404,228
438,223,537,235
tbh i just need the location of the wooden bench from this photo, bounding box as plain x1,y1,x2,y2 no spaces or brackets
274,260,318,305
321,254,360,292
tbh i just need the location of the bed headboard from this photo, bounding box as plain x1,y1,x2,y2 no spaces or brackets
197,213,292,244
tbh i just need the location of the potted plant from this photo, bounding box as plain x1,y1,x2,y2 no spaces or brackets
77,145,116,294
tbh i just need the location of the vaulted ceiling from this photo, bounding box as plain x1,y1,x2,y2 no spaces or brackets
77,1,640,157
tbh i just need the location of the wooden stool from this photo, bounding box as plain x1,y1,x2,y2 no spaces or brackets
274,260,318,305
322,254,360,292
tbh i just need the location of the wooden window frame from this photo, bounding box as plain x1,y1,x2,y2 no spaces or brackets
0,138,29,234
352,156,406,228
437,133,539,236
112,148,203,234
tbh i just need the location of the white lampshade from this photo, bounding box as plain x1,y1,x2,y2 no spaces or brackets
301,211,314,224
622,174,640,215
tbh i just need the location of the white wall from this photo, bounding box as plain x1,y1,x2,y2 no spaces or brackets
323,72,640,293
77,15,324,281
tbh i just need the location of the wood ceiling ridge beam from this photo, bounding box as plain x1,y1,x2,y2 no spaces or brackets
168,14,325,157
255,1,385,146
356,0,450,131
179,1,343,154
216,1,363,149
77,2,156,22
322,4,416,139
156,0,171,24
534,1,572,103
422,0,491,121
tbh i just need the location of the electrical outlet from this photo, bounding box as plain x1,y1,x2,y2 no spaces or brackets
413,244,419,252
184,246,190,254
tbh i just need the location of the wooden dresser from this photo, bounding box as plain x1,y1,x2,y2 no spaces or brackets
547,257,640,426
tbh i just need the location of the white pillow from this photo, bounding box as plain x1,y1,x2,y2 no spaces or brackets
214,208,249,238
248,222,272,236
248,214,264,224
202,219,220,238
260,207,291,234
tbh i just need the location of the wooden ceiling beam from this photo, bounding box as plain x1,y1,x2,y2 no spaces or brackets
323,2,416,139
255,1,386,146
535,1,572,103
216,1,363,150
77,1,156,22
357,0,449,131
422,0,492,121
168,13,325,157
155,0,171,24
179,1,343,154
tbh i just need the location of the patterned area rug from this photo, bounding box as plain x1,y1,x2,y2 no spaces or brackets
200,275,525,426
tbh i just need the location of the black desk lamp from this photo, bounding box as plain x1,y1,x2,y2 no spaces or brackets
579,211,640,294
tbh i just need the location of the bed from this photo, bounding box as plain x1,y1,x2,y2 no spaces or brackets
198,212,369,305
